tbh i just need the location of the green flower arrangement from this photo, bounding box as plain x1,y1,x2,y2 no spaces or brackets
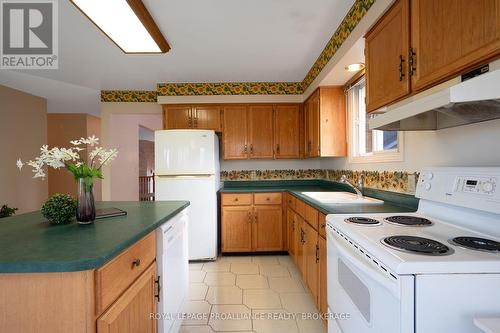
0,205,18,218
41,194,77,225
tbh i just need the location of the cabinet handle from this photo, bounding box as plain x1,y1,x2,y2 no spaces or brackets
315,244,320,263
409,47,416,76
154,276,161,302
276,144,280,155
234,198,239,202
300,229,305,244
248,211,252,223
132,259,141,268
243,144,248,154
188,114,192,128
266,197,270,201
250,144,254,155
307,141,312,154
193,110,198,128
254,212,258,223
321,223,326,229
398,55,405,81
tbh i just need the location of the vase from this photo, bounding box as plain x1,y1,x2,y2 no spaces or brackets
76,178,95,224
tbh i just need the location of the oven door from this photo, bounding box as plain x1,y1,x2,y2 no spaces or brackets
327,228,414,333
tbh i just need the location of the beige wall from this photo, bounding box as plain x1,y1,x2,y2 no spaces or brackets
47,114,102,200
0,85,48,213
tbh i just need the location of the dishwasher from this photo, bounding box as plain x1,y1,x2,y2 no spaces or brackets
156,208,189,333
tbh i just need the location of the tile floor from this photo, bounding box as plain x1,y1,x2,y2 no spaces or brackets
180,255,327,333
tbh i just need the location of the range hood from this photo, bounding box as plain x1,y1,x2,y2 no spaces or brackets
370,65,500,131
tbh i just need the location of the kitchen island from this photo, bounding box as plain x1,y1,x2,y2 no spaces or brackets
0,201,189,333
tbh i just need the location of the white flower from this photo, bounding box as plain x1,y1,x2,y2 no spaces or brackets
75,162,83,167
70,140,81,146
16,159,24,170
87,135,99,146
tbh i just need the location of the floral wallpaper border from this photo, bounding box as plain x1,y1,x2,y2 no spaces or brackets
101,90,157,103
221,169,420,194
157,82,303,96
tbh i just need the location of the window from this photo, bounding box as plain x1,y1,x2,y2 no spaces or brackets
347,78,403,163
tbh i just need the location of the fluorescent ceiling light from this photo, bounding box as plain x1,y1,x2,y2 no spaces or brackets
345,63,365,72
71,0,170,54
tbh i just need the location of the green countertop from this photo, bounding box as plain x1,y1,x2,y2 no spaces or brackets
220,180,418,214
0,201,189,273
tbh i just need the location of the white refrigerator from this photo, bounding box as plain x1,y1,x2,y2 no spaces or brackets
155,129,220,261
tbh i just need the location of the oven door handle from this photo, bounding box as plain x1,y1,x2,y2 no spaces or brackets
333,233,401,299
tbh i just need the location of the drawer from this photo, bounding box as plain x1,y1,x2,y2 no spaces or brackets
95,232,156,315
304,205,319,231
285,193,296,210
319,212,327,238
254,193,282,205
222,193,253,206
295,199,306,218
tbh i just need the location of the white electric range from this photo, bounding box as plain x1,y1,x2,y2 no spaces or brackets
326,167,500,333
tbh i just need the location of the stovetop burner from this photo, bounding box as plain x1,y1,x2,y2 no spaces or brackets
382,235,452,255
384,215,433,226
450,237,500,252
344,217,381,226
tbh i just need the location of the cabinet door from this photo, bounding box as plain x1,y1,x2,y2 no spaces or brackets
287,208,296,259
304,222,319,304
305,91,320,157
193,106,222,131
222,105,248,160
319,236,327,319
248,105,275,159
97,263,157,333
365,0,410,112
163,105,192,129
411,0,500,91
274,104,301,159
296,218,306,274
221,206,253,252
253,205,283,251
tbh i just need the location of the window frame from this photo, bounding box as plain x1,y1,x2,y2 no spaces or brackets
346,78,404,164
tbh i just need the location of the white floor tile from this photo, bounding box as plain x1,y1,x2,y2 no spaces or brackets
280,292,317,314
189,283,209,301
231,263,260,274
268,276,305,293
206,286,243,305
204,272,236,286
236,274,269,289
182,300,212,326
179,325,215,333
203,261,231,272
219,256,253,264
208,304,252,332
296,318,327,333
189,263,205,271
243,289,282,309
252,309,299,333
190,270,207,283
252,256,281,265
259,264,291,277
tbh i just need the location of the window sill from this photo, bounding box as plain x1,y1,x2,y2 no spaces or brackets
348,151,404,164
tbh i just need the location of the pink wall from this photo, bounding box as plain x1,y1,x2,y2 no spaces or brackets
108,114,162,200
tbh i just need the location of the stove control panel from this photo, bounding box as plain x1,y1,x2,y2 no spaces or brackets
455,177,497,195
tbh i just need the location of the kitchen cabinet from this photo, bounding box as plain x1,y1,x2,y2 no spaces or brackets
274,104,302,159
410,0,500,91
365,0,500,112
163,105,222,131
304,87,347,157
365,0,411,112
222,105,248,160
97,262,157,333
248,105,275,159
221,193,283,252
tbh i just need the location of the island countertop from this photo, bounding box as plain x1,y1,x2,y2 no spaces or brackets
0,201,189,273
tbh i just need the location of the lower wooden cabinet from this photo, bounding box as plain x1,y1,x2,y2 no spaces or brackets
97,262,157,333
287,208,297,260
221,193,283,252
319,235,327,318
303,219,319,304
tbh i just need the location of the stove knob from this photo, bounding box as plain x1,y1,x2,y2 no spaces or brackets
426,172,434,180
482,181,495,194
425,183,432,191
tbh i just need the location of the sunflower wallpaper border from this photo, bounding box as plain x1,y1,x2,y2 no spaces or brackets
221,169,419,194
157,82,303,96
101,90,158,103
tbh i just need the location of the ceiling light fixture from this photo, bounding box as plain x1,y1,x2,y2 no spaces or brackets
345,63,365,72
70,0,170,54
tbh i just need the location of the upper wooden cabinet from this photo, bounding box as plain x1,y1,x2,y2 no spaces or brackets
163,105,222,131
274,104,302,159
365,0,411,112
222,105,248,160
410,0,500,91
248,105,275,159
365,0,500,112
304,87,347,158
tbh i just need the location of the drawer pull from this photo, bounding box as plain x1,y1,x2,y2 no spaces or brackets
132,259,141,268
321,223,326,229
234,198,239,201
266,197,270,201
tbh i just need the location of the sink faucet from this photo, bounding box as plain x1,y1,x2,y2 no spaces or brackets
340,174,365,198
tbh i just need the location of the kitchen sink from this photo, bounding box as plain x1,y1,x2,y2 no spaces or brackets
301,192,384,205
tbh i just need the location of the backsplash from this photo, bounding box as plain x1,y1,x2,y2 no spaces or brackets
220,169,420,194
